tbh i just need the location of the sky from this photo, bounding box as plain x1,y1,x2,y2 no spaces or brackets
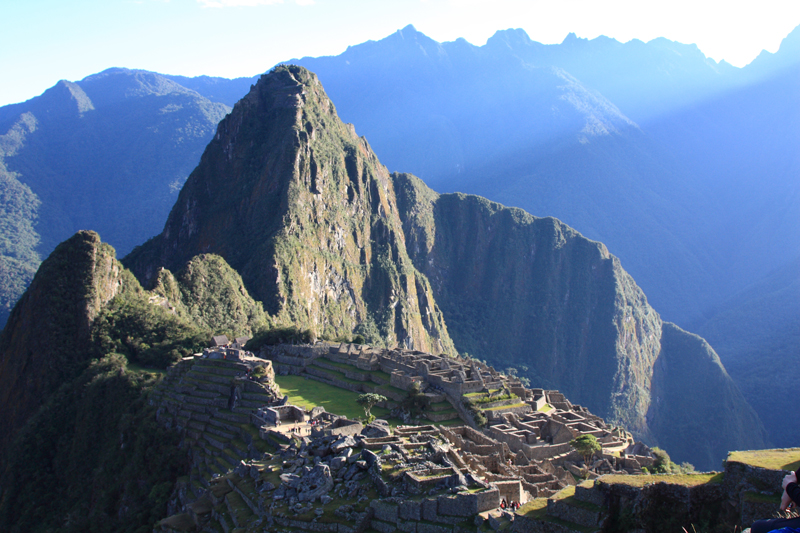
1,0,799,107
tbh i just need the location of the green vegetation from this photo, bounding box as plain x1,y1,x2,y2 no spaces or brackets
727,448,800,471
401,381,432,417
245,325,315,352
0,159,41,326
125,65,455,358
154,254,269,337
93,293,209,368
461,397,488,427
0,354,189,533
599,472,723,488
274,374,392,421
0,71,229,329
356,393,388,421
570,434,601,466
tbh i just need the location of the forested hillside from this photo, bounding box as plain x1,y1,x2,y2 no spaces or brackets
0,69,229,326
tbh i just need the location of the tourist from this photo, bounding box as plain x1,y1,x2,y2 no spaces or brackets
751,468,800,533
500,498,507,509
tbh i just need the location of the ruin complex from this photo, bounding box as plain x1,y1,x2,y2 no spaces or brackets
152,341,657,532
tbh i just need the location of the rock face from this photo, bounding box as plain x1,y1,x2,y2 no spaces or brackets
391,173,767,469
0,230,132,458
648,323,769,470
125,65,453,353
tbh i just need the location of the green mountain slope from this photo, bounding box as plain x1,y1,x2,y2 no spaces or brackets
151,253,270,337
125,65,453,354
0,229,287,530
648,323,770,471
0,231,135,457
0,354,189,533
0,69,230,327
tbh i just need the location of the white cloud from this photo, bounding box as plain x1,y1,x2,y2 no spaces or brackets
198,0,313,7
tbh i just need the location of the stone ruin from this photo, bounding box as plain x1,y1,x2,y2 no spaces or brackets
152,341,659,532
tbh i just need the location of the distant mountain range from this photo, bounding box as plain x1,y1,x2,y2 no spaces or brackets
0,69,228,325
0,25,797,452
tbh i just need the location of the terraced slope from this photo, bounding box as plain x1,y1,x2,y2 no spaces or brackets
151,357,280,490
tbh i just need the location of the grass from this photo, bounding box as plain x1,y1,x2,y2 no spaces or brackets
483,402,527,411
375,383,407,396
371,370,392,383
550,486,601,511
518,498,548,516
538,403,553,413
316,358,368,376
436,418,464,426
126,361,167,376
310,365,370,387
517,495,596,533
274,374,392,421
743,491,781,504
465,389,501,398
727,448,800,471
599,472,723,488
318,360,392,385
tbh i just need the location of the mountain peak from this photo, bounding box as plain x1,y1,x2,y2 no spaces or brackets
398,23,418,35
125,64,454,353
485,28,536,50
78,68,201,108
22,79,95,121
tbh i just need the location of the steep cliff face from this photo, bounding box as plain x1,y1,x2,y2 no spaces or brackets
392,173,766,469
126,66,453,353
0,230,132,458
648,323,769,469
393,173,661,434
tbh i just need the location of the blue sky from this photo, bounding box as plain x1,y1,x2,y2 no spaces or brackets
1,0,798,107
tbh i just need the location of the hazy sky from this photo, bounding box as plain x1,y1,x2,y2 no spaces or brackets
1,0,798,107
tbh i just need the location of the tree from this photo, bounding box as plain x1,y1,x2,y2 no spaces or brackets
356,393,387,421
570,434,601,469
651,447,673,473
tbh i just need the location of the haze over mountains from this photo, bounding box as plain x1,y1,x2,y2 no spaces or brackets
0,25,797,458
0,69,228,324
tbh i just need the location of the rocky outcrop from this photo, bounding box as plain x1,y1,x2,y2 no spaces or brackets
0,230,131,461
125,65,453,354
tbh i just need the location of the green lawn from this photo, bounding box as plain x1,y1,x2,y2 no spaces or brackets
316,358,368,376
483,402,527,411
126,361,167,376
599,472,723,488
727,448,800,471
274,374,392,421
